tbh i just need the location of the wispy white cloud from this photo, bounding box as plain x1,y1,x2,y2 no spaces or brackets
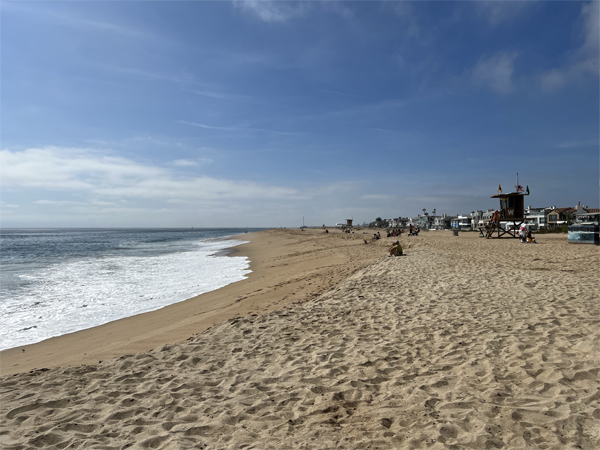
171,159,199,167
472,51,518,94
540,69,566,91
177,121,238,132
177,120,301,136
97,64,194,85
475,1,533,26
233,0,355,24
3,2,149,40
322,89,358,98
540,2,599,91
386,0,419,36
194,90,250,101
361,194,391,200
294,97,415,124
35,200,86,205
556,139,599,149
0,147,300,202
233,0,311,23
171,158,214,167
578,1,599,58
320,0,354,20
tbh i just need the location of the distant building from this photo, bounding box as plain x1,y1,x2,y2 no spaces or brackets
431,214,450,230
525,206,548,230
545,207,575,228
479,209,496,225
451,214,472,230
573,205,600,224
469,210,484,230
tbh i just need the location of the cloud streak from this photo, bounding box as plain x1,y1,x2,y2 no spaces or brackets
472,51,518,94
3,2,151,40
0,147,300,202
233,0,311,23
177,121,301,136
540,2,599,91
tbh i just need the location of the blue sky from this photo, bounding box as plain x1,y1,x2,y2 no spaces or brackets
1,1,598,227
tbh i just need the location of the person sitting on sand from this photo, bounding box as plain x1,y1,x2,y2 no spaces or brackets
527,231,536,243
389,240,403,256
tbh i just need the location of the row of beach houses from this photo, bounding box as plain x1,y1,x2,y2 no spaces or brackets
375,204,600,231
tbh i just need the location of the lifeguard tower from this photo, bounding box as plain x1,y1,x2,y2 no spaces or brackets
480,179,529,239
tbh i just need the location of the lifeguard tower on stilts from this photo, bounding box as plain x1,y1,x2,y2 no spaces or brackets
480,175,530,239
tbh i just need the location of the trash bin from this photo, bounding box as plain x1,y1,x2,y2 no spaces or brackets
452,229,459,237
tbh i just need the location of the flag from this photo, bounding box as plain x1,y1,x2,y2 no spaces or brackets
526,185,530,195
498,184,502,193
517,185,524,193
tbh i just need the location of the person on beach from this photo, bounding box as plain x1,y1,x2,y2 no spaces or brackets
409,224,413,235
491,210,500,223
519,221,528,243
389,240,403,256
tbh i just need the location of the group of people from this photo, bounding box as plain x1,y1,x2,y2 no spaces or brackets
519,224,537,243
386,229,403,238
408,224,420,236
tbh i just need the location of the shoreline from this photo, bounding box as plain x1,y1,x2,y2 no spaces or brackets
0,228,386,376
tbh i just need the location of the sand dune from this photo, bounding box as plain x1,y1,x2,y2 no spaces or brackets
1,230,598,449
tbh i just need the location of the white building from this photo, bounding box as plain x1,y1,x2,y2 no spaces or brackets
525,206,547,230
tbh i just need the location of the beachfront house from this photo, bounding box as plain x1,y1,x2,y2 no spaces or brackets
407,216,425,228
451,214,472,230
469,211,484,230
525,206,548,230
431,214,451,230
573,205,600,224
477,209,496,228
545,207,575,228
385,218,399,228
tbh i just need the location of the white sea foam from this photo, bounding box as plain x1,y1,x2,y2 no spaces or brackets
0,239,250,350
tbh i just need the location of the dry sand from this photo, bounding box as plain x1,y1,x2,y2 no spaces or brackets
1,229,598,449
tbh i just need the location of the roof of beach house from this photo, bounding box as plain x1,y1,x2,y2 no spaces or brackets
547,207,576,215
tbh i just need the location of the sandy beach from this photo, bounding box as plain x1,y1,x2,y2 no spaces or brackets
1,229,598,449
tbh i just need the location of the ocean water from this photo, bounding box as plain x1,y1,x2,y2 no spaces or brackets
0,228,263,351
